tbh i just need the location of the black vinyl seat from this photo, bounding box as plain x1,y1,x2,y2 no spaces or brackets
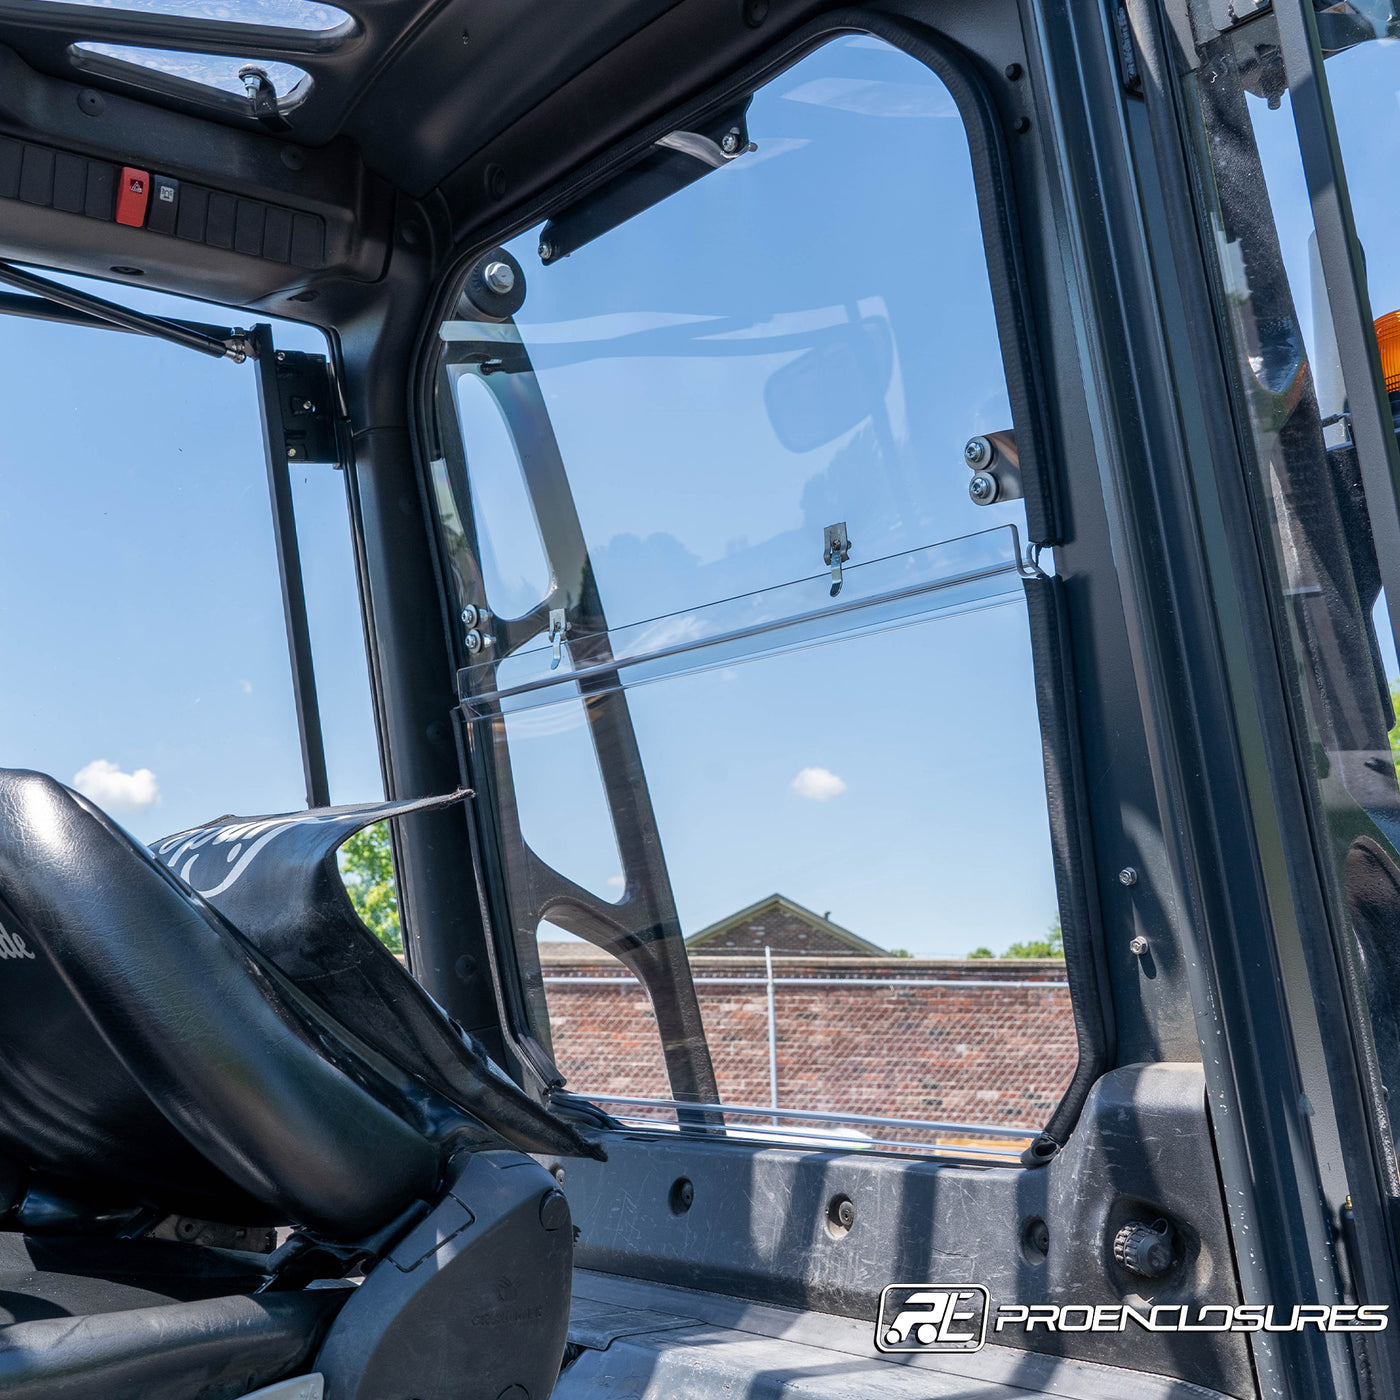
0,769,589,1400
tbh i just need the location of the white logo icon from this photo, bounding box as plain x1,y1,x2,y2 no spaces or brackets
875,1285,989,1353
0,919,35,960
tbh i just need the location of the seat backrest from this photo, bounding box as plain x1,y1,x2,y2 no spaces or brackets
149,791,601,1167
0,770,441,1237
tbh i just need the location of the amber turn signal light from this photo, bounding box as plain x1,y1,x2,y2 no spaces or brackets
1375,309,1400,395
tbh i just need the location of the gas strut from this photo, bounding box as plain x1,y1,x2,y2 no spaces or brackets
0,260,254,361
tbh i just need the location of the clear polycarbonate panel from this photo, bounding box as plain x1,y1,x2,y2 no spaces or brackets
436,36,1074,1147
459,525,1025,716
74,42,309,99
36,0,347,29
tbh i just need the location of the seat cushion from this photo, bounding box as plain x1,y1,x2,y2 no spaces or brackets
0,1290,345,1400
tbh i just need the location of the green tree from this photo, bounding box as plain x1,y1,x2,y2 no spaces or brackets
339,821,402,954
967,916,1064,960
1390,680,1400,782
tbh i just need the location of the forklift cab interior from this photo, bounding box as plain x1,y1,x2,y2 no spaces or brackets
4,0,1400,1399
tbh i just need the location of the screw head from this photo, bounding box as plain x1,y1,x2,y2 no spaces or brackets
461,605,479,627
484,260,515,295
969,473,997,502
465,629,483,653
721,129,742,154
1130,936,1149,956
538,240,554,262
964,436,990,466
1119,866,1138,887
286,447,299,459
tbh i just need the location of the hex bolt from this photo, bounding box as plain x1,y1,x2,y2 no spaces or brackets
1130,936,1148,956
484,260,516,295
1119,866,1138,887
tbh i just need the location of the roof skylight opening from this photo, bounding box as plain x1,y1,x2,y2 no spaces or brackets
36,0,349,32
73,42,309,104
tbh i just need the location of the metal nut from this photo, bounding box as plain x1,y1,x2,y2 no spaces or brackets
1129,936,1148,956
484,260,515,295
1119,866,1138,887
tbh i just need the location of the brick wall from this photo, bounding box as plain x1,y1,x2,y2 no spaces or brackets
538,945,1077,1144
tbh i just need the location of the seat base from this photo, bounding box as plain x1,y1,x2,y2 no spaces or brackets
0,1231,345,1400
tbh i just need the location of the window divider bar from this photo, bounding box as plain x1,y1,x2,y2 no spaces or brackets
252,322,330,809
1273,0,1400,666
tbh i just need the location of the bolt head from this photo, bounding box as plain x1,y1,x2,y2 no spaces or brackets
484,260,515,295
969,473,996,502
721,130,742,154
964,436,990,466
538,241,554,262
1119,866,1138,887
465,629,483,653
461,605,478,627
1129,936,1148,956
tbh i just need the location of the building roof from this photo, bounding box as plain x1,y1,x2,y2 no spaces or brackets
683,894,887,957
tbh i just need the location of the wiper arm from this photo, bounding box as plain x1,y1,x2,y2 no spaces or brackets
0,260,253,362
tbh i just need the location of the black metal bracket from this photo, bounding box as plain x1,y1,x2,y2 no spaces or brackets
258,342,339,466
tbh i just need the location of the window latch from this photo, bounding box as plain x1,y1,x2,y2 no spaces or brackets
823,522,852,597
548,608,569,670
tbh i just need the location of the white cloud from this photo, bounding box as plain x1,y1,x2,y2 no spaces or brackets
791,766,847,802
72,759,160,812
606,875,626,888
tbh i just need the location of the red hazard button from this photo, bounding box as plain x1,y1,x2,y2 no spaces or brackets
115,167,150,226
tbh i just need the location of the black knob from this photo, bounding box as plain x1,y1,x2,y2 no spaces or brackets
1114,1219,1174,1278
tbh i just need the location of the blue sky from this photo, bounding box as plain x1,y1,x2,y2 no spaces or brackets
0,281,381,840
2,31,1396,959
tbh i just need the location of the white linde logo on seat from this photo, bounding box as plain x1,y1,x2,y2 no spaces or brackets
0,918,35,960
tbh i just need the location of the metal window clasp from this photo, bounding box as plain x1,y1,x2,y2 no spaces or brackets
548,608,569,669
823,522,852,597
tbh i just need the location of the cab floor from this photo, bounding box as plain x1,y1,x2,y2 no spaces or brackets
553,1271,1235,1400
